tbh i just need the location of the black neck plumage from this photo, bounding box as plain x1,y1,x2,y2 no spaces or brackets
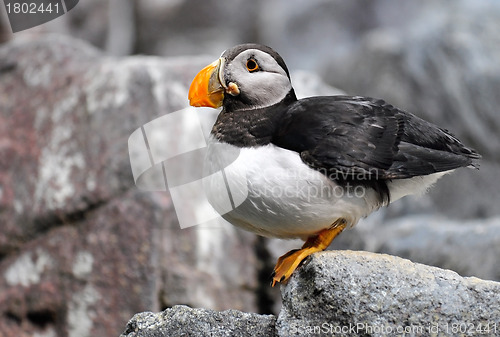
211,89,297,147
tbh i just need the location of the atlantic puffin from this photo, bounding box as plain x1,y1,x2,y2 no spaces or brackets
188,43,480,287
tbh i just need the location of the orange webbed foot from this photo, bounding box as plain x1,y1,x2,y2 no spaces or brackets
271,248,316,286
271,220,347,287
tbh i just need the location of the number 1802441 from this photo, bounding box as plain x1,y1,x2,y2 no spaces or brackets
5,2,61,14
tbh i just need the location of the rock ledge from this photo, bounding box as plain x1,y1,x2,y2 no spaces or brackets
122,251,500,337
121,305,276,337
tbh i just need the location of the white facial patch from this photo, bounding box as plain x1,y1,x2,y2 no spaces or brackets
225,49,292,108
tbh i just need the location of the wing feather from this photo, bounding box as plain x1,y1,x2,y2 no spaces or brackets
272,95,480,182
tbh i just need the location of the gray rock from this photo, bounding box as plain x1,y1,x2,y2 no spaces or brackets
122,251,500,337
121,305,276,337
14,0,258,57
278,251,500,337
359,215,500,282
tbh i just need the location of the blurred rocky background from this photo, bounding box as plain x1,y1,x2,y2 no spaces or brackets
0,0,499,336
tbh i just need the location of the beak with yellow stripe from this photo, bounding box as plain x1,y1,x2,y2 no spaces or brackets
188,57,241,108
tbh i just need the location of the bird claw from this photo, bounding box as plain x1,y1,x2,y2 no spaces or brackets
270,222,348,287
271,249,310,287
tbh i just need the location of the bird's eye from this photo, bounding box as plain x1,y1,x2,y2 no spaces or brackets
246,59,259,72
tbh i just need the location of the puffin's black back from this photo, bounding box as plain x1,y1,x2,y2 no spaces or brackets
272,95,480,180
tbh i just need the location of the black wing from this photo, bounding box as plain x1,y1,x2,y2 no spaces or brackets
272,96,480,183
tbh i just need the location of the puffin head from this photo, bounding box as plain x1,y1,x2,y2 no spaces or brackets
188,44,295,111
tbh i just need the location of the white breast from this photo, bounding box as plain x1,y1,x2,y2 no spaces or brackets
203,138,383,239
203,137,452,240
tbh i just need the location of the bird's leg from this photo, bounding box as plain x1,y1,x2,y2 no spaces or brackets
271,219,347,287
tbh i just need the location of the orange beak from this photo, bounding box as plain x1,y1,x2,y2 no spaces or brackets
188,59,225,108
